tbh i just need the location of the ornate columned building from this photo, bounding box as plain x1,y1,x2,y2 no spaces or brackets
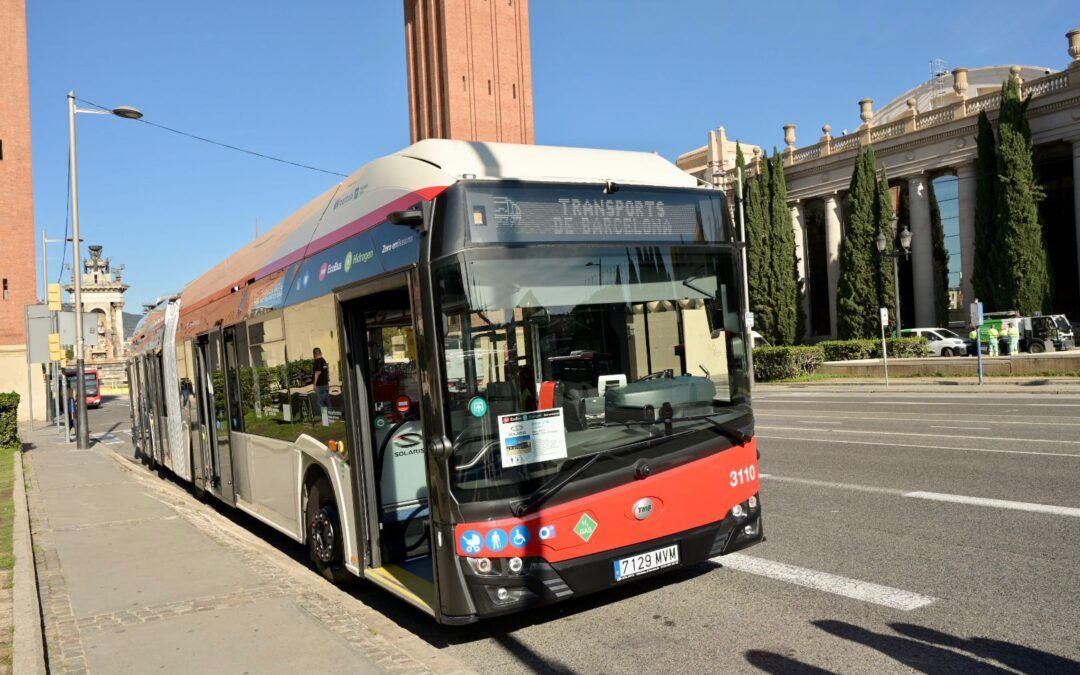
65,245,129,361
679,27,1080,338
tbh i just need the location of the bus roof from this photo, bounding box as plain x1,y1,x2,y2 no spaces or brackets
171,140,705,324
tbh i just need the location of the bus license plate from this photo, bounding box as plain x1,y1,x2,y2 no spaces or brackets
613,544,679,581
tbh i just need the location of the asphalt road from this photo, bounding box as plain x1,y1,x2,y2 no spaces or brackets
84,391,1080,674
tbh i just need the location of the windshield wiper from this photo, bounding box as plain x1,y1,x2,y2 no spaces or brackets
510,450,616,517
602,411,751,445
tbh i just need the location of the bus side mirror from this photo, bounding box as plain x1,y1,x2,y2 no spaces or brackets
387,200,434,235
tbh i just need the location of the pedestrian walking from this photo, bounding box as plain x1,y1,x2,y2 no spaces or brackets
988,325,999,356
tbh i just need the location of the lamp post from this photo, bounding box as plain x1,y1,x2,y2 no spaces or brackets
875,214,912,336
68,92,142,449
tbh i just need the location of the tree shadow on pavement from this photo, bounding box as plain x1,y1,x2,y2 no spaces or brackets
744,620,1080,674
889,623,1080,674
745,650,837,674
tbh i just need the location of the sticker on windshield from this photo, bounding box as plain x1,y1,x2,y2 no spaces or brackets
497,408,568,468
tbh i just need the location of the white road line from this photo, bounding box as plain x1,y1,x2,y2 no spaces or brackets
797,420,837,425
929,425,992,431
905,492,1080,518
760,473,903,495
756,411,1080,426
759,434,1080,458
762,474,1080,518
758,425,1080,446
715,553,936,611
759,399,1080,407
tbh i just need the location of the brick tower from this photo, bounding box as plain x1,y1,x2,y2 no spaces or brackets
0,0,41,419
404,0,535,144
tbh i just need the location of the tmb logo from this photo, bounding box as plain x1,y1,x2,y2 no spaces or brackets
319,262,328,281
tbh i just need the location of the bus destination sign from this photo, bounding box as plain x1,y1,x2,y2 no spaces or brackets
466,187,712,244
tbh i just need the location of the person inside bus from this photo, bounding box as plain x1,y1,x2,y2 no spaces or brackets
312,347,330,412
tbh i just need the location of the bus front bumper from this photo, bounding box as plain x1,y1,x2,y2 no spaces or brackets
458,495,763,618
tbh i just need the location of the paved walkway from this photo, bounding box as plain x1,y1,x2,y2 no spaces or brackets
20,409,472,675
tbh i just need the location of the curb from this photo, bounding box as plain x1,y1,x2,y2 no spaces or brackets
12,451,46,674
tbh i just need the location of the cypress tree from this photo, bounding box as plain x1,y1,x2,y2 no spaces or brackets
873,166,896,326
995,74,1050,314
972,111,999,309
768,149,800,345
744,155,774,342
927,179,951,326
836,145,880,338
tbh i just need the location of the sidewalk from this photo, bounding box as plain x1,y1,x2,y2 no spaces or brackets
758,376,1080,394
19,415,472,675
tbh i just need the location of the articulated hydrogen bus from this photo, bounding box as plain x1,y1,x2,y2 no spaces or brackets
127,140,762,623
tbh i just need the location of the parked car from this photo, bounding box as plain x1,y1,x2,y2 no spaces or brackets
751,330,770,348
900,327,967,357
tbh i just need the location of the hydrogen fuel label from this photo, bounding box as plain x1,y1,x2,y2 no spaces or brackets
497,408,568,468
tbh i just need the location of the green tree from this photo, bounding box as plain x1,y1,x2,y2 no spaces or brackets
873,166,896,327
836,145,881,338
744,152,774,341
972,111,1000,308
927,179,951,326
995,74,1050,314
767,149,800,344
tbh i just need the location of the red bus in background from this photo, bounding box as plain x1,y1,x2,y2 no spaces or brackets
65,368,102,408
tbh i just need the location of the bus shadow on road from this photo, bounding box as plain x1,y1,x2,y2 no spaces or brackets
745,619,1080,674
355,560,718,649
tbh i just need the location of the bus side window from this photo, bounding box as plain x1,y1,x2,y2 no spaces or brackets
283,296,347,445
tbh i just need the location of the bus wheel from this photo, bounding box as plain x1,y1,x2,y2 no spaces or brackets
1030,341,1046,354
306,476,351,584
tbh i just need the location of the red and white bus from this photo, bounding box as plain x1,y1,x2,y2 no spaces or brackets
65,367,102,408
128,140,761,623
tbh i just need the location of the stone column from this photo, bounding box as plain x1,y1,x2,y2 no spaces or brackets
955,163,977,309
824,194,843,336
908,174,935,327
1073,139,1080,299
791,201,810,336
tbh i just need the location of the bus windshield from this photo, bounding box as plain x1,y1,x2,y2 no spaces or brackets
67,372,100,396
435,244,750,504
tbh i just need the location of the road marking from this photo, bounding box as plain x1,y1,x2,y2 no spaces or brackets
760,473,903,495
759,434,1080,458
756,411,1080,426
762,474,1080,518
715,553,936,611
905,492,1080,518
760,399,1080,407
797,420,837,425
929,425,992,431
758,425,1080,446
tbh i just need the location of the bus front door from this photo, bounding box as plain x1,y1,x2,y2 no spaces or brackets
341,280,435,614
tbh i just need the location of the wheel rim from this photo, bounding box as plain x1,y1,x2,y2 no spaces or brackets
311,509,336,563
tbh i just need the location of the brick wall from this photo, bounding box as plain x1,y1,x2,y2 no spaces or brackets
404,0,535,144
0,0,37,345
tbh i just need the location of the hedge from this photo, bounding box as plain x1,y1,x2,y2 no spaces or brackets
0,392,19,449
818,337,931,362
754,346,824,382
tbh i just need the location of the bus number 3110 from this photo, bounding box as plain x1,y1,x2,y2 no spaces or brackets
729,465,757,487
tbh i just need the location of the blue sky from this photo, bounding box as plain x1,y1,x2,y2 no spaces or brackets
27,0,1076,309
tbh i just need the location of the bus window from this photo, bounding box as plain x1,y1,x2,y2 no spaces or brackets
282,296,347,445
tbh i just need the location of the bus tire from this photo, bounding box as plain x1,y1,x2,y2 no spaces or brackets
306,476,351,584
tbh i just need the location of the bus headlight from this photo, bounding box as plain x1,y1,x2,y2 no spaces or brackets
732,504,745,518
466,557,495,575
748,495,758,510
508,557,524,574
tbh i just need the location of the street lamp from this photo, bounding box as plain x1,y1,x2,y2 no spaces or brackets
875,213,912,336
68,92,142,449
